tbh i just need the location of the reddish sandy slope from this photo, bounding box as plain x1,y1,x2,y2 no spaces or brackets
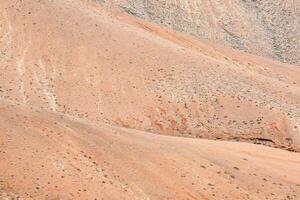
0,0,300,199
1,0,300,151
0,100,300,199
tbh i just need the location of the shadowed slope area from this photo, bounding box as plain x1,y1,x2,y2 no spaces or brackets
0,100,300,199
1,0,300,151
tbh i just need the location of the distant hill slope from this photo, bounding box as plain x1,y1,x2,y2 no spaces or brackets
1,100,300,199
99,0,300,65
1,0,300,151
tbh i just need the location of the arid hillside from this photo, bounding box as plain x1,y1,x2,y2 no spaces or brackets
1,0,300,151
1,0,300,199
99,0,300,65
1,100,300,199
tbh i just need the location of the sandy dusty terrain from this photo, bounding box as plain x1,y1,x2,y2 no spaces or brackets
99,0,300,65
1,0,300,151
0,100,300,199
0,0,300,199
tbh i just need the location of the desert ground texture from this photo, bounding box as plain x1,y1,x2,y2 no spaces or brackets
0,0,300,199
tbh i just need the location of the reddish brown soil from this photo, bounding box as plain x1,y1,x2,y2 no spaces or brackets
1,0,300,150
0,100,300,199
0,0,300,199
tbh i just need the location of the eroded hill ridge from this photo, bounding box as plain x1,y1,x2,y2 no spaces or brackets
98,0,300,65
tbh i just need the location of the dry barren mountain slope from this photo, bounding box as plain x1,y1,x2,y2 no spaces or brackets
1,100,300,199
1,0,300,151
1,0,300,199
99,0,300,65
